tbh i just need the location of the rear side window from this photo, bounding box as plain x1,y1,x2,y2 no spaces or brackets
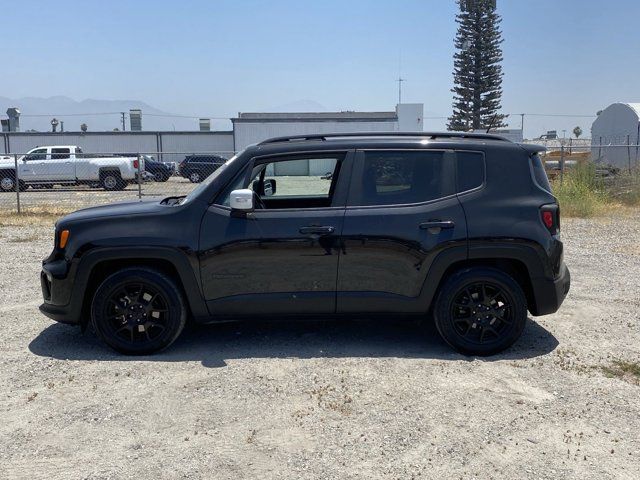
350,150,454,206
51,148,70,160
530,154,552,192
456,151,485,192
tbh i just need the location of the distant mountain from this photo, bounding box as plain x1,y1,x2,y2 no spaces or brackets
0,96,231,132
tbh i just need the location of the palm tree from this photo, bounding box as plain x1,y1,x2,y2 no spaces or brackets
573,126,582,139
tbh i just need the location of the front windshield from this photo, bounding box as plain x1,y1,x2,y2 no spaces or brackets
182,153,240,203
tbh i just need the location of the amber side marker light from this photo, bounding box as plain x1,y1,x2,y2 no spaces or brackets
59,230,70,249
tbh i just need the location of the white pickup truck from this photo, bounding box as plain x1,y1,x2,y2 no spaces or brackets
0,146,143,192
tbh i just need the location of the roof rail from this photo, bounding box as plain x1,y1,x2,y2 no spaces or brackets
258,131,511,145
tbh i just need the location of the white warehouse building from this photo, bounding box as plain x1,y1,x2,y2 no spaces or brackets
232,103,423,151
231,104,423,176
591,102,640,169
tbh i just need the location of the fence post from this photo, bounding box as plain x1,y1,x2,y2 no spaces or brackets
137,153,142,200
598,136,602,162
559,145,565,185
627,134,632,174
14,154,21,214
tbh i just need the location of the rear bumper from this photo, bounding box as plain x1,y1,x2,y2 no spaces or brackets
530,262,571,316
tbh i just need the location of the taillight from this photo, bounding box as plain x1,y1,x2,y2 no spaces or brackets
540,205,560,235
133,159,139,169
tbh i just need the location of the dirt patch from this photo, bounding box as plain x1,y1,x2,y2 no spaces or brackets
0,211,639,478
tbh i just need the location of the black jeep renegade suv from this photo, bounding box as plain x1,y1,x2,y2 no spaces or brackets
40,132,570,356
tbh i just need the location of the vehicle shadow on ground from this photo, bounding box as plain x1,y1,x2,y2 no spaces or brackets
29,317,558,368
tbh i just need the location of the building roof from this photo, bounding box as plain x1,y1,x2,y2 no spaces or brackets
624,103,640,118
232,111,398,123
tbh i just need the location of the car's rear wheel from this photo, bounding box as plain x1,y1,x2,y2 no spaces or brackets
91,268,186,355
100,171,125,191
433,268,527,356
188,171,202,183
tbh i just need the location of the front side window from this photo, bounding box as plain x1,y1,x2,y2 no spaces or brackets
217,154,343,209
350,150,454,206
25,148,47,161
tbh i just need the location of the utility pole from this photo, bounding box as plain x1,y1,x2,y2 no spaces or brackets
121,112,126,131
520,113,525,138
397,77,405,104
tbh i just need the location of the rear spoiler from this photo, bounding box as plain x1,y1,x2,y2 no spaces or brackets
519,143,546,155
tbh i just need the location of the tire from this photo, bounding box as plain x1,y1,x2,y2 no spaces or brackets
91,268,187,355
188,171,202,183
433,267,527,356
100,171,126,191
0,175,16,192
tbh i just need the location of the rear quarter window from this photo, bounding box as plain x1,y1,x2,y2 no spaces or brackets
456,151,485,192
530,154,552,193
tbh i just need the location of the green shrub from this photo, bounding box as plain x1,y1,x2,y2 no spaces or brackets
550,162,609,217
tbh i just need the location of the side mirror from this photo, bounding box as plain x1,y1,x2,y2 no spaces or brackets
229,189,254,212
251,178,277,197
263,178,276,196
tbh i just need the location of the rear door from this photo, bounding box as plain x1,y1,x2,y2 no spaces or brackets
337,149,468,313
47,147,75,181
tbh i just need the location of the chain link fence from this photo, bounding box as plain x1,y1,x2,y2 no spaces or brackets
0,150,237,213
1,143,639,214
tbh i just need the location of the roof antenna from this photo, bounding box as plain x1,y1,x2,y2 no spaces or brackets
396,51,405,105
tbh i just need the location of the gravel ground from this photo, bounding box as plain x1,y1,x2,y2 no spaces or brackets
0,211,639,479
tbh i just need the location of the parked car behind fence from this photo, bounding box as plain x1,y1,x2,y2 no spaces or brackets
178,154,226,183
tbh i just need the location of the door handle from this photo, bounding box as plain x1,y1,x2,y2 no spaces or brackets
299,225,335,235
419,220,455,230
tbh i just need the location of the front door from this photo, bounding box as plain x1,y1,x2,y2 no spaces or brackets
20,147,48,181
337,149,468,313
199,151,353,316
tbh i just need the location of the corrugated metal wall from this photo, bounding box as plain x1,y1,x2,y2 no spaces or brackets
0,132,235,160
233,120,398,152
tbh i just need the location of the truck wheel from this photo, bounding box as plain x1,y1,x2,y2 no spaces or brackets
101,172,125,191
433,267,527,356
188,171,202,183
0,176,15,192
91,268,187,355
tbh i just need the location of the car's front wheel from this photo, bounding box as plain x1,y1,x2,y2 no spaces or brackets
0,176,16,192
433,268,527,356
91,268,186,355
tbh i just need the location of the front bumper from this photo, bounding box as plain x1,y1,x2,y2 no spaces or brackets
40,258,83,325
530,262,571,316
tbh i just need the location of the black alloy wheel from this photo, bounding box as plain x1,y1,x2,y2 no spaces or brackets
91,268,186,355
434,268,527,356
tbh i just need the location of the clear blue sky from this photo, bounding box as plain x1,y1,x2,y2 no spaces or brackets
3,0,640,137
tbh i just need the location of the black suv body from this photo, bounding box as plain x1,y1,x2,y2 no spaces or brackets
40,133,570,355
179,154,226,183
142,155,173,182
